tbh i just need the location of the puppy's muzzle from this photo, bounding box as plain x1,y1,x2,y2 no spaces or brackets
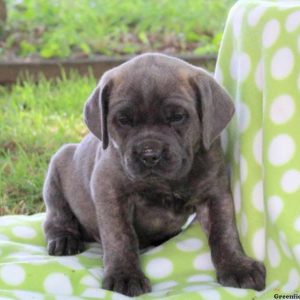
134,140,163,168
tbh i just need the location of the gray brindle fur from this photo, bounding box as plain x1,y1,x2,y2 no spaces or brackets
43,53,266,296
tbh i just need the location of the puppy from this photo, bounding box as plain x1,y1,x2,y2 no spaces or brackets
43,53,266,296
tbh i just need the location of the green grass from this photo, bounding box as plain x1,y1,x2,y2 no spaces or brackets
0,73,96,215
2,0,235,59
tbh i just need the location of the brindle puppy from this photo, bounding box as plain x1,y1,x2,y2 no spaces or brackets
43,53,266,296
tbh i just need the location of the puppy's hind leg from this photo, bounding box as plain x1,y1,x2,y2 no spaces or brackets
43,152,84,256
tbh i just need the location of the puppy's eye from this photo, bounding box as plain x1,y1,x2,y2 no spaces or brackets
168,113,185,124
117,114,133,127
166,111,187,125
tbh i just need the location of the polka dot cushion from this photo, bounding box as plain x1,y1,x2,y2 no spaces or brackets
0,214,255,300
216,0,300,297
1,0,300,299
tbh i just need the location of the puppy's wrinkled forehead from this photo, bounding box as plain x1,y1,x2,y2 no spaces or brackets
109,54,198,105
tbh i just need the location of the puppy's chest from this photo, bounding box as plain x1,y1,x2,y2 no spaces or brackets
136,186,195,214
131,186,196,247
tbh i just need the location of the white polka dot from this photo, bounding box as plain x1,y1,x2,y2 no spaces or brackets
282,269,300,293
263,19,280,48
239,53,251,81
230,52,239,81
146,258,173,279
252,181,264,212
7,253,47,265
80,275,99,288
8,251,31,258
214,65,223,85
255,59,264,91
248,6,268,26
232,6,246,37
270,95,295,124
193,253,214,271
279,231,292,258
12,226,37,239
23,244,45,254
267,239,281,267
285,11,300,32
294,217,300,231
198,290,221,300
267,196,283,223
0,218,16,226
183,285,212,292
112,293,131,300
61,294,84,300
233,181,241,213
293,244,300,264
81,250,103,259
230,52,251,81
81,288,106,298
88,267,103,279
80,245,103,259
14,291,44,300
298,73,300,91
44,273,73,295
240,155,248,183
237,102,250,133
226,287,248,297
268,135,295,166
271,47,294,80
152,281,178,291
0,234,9,241
55,256,84,270
0,265,25,286
176,238,202,252
252,228,265,260
281,170,300,193
240,213,248,237
253,129,263,165
149,291,169,298
187,274,214,283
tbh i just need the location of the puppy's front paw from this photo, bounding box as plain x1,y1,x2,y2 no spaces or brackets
103,271,151,297
48,236,84,256
217,257,266,291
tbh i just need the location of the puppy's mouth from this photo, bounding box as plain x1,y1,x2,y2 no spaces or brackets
123,155,186,182
121,139,192,182
139,169,167,180
126,168,176,182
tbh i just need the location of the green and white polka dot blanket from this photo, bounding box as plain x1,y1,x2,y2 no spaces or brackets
216,0,300,298
0,214,264,300
1,0,300,299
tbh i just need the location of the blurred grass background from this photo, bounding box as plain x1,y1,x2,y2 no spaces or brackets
2,0,235,60
0,74,95,214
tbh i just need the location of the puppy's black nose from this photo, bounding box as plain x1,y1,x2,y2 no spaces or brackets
141,149,161,166
136,141,163,167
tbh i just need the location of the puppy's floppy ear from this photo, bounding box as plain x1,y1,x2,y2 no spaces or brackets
193,72,235,150
84,74,111,149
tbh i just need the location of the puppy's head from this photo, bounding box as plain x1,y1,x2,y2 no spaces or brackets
84,53,234,181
